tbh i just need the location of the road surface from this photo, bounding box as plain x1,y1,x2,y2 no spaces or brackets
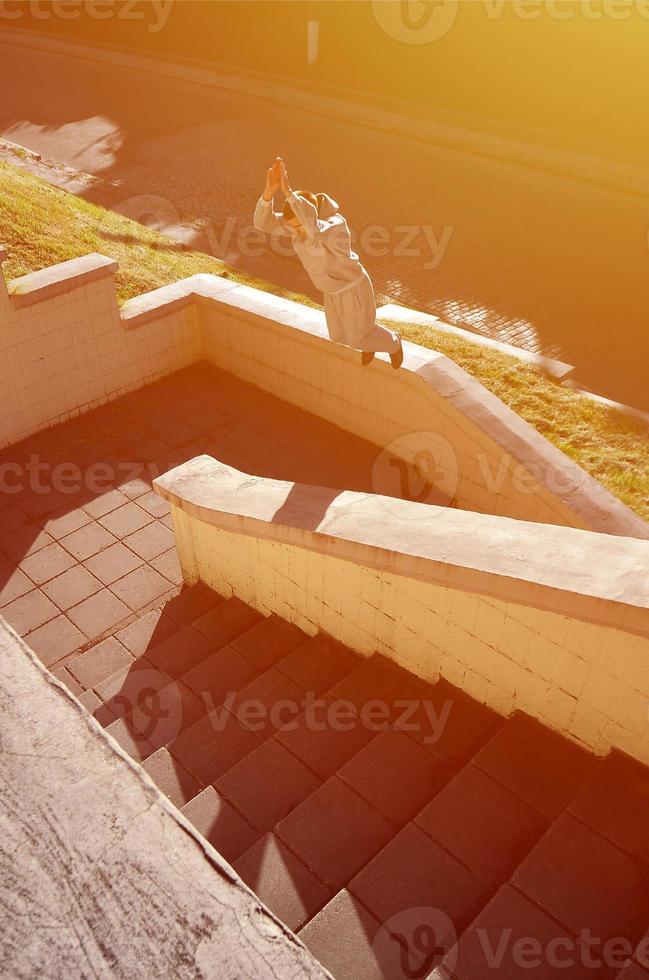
1,37,648,410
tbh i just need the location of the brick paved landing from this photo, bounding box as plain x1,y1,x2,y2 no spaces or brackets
0,361,424,667
3,363,649,979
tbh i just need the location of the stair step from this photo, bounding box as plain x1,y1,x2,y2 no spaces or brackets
142,747,201,810
181,643,260,710
230,614,306,671
181,785,258,864
298,890,384,980
144,624,216,679
214,738,320,835
234,832,331,934
338,729,450,827
193,595,264,648
129,679,207,754
347,822,486,941
567,750,649,865
511,814,649,955
473,712,599,820
274,776,394,893
163,582,224,627
275,633,362,695
432,883,601,980
167,704,260,787
276,693,377,780
414,762,547,884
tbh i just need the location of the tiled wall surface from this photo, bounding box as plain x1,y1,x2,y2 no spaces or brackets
0,260,200,448
169,503,649,766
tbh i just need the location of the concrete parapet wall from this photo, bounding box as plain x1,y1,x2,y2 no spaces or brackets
1,249,646,539
155,457,649,765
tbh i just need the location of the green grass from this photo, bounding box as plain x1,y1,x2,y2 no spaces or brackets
1,160,647,522
395,320,649,521
0,160,316,307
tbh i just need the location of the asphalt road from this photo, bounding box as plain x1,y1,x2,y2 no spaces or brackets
1,38,648,409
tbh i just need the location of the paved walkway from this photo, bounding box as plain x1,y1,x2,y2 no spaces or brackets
1,38,648,409
0,363,384,670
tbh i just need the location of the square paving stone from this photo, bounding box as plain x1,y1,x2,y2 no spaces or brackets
235,833,330,932
1,524,53,562
145,625,214,678
60,522,117,561
192,595,262,645
142,747,201,809
229,668,307,740
230,614,307,671
181,785,258,862
41,506,92,540
415,763,547,883
164,583,224,627
473,712,598,819
136,490,170,519
215,738,320,833
277,633,361,695
339,729,450,826
0,563,34,605
67,636,134,690
181,644,259,711
168,707,260,786
129,681,207,753
114,607,178,657
25,615,85,667
438,884,605,980
42,565,103,611
299,890,384,980
110,564,172,611
277,694,378,779
150,548,183,585
569,752,649,865
275,776,394,891
82,489,129,520
98,502,152,539
1,589,59,634
67,589,130,640
20,542,77,585
512,813,649,947
123,521,174,561
85,542,143,585
349,822,485,931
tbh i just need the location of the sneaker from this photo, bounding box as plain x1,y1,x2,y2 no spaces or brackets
361,351,375,366
390,336,404,369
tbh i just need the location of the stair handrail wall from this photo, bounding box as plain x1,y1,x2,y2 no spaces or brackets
154,455,649,767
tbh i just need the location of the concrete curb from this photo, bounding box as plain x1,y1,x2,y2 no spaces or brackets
2,27,649,200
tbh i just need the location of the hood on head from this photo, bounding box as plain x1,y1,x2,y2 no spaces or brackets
316,193,339,219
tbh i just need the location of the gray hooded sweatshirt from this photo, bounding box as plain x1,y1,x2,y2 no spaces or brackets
254,191,366,294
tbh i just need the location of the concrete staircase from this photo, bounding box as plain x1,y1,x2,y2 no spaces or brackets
56,583,649,980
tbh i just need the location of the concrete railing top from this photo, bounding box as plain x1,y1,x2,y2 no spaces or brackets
8,252,117,308
155,456,649,638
